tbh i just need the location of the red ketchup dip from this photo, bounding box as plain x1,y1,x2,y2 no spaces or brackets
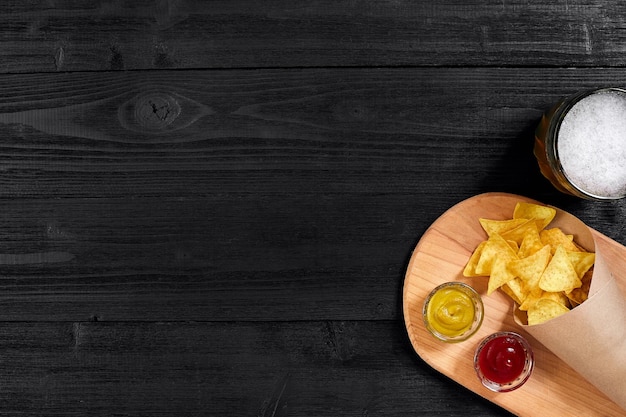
474,332,534,392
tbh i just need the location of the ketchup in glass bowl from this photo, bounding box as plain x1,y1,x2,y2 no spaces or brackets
474,331,534,392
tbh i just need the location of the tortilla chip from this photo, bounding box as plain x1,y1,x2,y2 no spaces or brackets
567,268,593,305
475,233,518,276
513,202,557,230
517,226,544,258
501,282,523,305
567,251,595,279
519,289,543,311
488,255,517,295
539,245,582,292
504,278,529,306
508,244,551,291
540,228,580,253
462,200,595,325
479,218,528,237
501,220,540,245
527,298,570,325
463,241,487,277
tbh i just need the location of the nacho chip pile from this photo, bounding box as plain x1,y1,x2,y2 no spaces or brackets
463,202,595,325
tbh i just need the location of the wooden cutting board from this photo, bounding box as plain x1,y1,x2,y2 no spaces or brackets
403,192,626,417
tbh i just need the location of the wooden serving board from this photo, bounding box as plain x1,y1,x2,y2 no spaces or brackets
403,192,626,417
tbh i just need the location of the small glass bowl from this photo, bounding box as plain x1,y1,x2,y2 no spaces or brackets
422,282,484,343
474,331,534,392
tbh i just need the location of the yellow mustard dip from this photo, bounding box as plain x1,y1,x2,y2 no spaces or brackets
426,286,476,337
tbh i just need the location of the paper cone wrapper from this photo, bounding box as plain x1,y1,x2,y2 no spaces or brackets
515,208,626,410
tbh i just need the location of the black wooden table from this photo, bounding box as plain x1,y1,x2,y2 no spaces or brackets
2,2,626,415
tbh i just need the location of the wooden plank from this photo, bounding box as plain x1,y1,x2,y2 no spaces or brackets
1,68,626,201
0,320,511,416
0,68,626,321
1,0,626,72
0,196,409,321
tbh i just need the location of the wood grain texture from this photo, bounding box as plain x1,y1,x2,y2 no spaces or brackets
0,320,510,416
0,69,626,322
2,0,626,72
1,2,626,414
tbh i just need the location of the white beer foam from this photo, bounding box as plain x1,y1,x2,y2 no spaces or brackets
558,90,626,198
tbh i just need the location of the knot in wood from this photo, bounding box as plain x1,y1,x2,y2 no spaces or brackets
134,92,181,131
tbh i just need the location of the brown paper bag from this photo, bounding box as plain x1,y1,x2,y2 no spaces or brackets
515,207,626,411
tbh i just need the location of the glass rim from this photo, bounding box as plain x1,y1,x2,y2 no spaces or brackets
548,87,626,200
473,331,534,392
422,281,484,343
